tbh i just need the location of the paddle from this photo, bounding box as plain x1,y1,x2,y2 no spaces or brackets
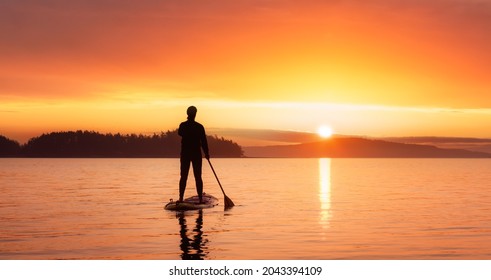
207,158,235,209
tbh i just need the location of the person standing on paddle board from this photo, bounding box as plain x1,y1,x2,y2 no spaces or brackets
178,106,210,204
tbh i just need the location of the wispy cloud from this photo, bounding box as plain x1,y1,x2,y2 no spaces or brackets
208,127,320,145
193,99,491,115
0,0,490,107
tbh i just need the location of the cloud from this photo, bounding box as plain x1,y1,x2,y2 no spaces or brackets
0,0,490,107
208,128,320,145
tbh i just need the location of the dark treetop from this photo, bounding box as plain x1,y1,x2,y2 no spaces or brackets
0,130,243,158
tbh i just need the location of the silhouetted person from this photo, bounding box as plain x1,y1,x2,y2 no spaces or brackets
178,106,209,203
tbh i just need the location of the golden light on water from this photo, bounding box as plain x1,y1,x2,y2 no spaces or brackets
319,158,332,229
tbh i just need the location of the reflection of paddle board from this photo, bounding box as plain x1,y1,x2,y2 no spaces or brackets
164,193,219,211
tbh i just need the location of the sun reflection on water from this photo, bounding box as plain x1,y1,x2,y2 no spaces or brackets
319,158,332,229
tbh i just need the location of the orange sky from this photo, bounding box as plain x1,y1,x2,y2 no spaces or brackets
1,0,491,144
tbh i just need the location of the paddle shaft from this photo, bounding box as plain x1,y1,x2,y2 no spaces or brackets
207,159,226,196
207,158,235,208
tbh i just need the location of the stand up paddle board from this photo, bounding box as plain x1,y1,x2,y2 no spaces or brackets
164,193,219,211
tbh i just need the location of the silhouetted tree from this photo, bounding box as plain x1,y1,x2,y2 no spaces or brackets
208,135,244,158
20,130,243,158
0,135,21,157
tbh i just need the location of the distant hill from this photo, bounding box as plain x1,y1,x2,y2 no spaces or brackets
244,136,491,158
0,130,243,158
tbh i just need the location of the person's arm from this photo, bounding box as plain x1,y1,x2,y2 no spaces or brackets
178,122,183,137
201,126,209,159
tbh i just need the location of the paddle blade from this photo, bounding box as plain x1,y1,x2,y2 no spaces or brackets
224,195,235,209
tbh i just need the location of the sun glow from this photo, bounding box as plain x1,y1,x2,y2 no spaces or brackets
317,125,334,138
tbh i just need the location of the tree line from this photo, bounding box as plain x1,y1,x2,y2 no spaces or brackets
0,130,243,158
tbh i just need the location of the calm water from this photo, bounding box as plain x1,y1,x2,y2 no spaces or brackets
1,158,491,260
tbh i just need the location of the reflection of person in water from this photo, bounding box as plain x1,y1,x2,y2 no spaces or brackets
178,210,208,260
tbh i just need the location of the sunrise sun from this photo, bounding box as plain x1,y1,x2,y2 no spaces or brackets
317,125,334,138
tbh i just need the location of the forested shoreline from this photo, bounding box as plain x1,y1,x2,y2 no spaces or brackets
0,130,243,158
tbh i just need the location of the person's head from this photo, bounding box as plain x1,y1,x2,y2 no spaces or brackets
186,106,197,120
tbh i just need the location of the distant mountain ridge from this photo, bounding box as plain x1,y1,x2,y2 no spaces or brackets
377,136,491,154
244,136,491,158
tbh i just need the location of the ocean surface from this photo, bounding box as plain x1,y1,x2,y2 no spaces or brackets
1,158,491,260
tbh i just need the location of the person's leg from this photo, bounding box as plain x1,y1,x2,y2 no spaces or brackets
179,156,191,201
191,156,203,203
